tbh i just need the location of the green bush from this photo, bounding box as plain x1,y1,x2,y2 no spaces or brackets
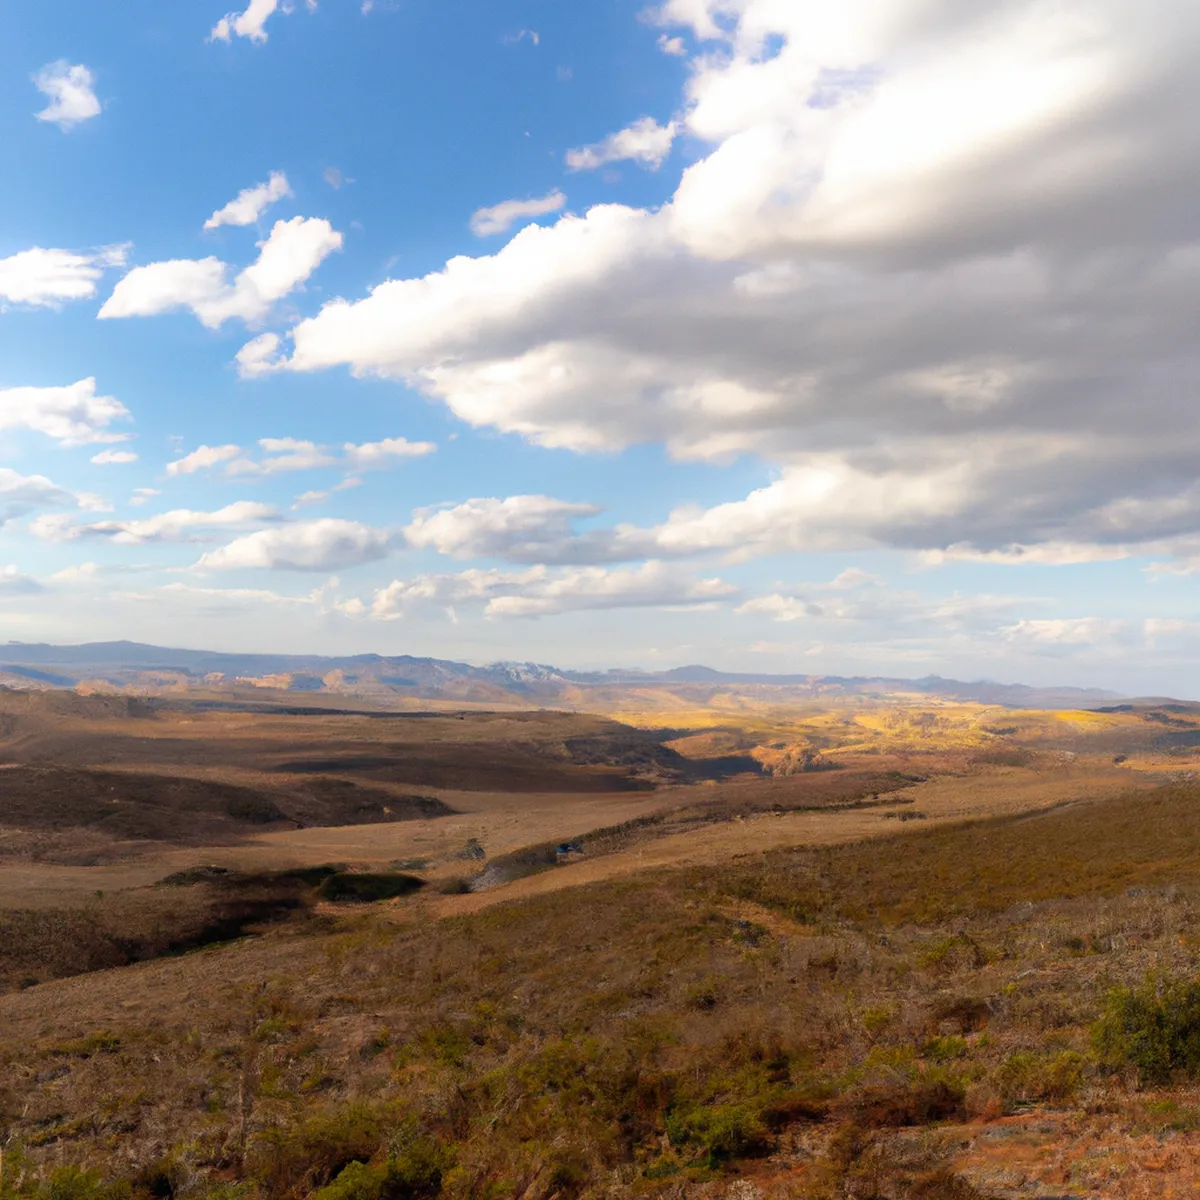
664,1103,770,1167
311,1162,384,1200
1093,974,1200,1084
996,1050,1086,1104
922,1036,968,1063
385,1129,453,1200
39,1168,128,1200
250,1103,386,1194
303,1124,451,1200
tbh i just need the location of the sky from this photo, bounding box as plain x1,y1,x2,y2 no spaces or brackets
1,0,1199,694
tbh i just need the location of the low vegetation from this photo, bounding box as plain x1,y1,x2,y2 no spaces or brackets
4,780,1200,1195
3,689,1200,1196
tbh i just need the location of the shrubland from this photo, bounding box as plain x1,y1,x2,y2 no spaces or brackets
4,782,1200,1195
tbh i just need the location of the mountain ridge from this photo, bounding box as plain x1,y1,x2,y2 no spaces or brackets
0,639,1123,709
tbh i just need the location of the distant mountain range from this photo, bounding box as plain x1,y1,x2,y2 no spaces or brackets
0,639,1123,710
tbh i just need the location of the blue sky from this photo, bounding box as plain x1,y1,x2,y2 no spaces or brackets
1,0,1199,694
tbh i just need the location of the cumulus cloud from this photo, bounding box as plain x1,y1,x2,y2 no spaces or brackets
204,171,292,230
256,0,1200,569
0,468,84,525
33,61,100,130
210,0,279,43
1144,618,1200,647
367,560,734,619
566,117,677,171
0,379,131,446
0,245,127,308
342,437,435,469
737,571,1026,633
99,217,342,329
0,566,45,597
34,501,279,545
486,561,735,617
90,449,138,465
226,437,332,475
235,332,283,378
292,489,329,509
166,445,242,477
657,35,686,56
291,477,361,510
169,436,433,478
1003,618,1132,649
470,190,567,237
194,518,391,570
404,495,615,562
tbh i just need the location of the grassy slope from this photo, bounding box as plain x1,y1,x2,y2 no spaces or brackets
5,783,1200,1197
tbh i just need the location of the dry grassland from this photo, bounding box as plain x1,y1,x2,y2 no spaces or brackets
3,688,1200,1197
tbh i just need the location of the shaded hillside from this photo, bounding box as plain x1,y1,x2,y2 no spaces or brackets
0,765,455,864
0,694,738,816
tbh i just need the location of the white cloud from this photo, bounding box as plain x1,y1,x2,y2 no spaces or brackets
367,560,734,620
1004,618,1131,649
35,501,280,545
566,117,677,171
404,495,618,563
259,0,1200,569
0,566,44,596
470,191,567,237
99,217,342,329
210,0,279,43
0,379,131,446
195,518,391,571
368,566,534,618
173,435,434,477
342,437,436,469
292,489,329,509
141,582,317,609
227,437,333,475
33,62,100,130
106,581,328,620
166,444,242,476
502,29,540,46
657,35,686,56
128,487,161,507
0,468,83,525
204,171,292,230
50,562,102,584
737,572,1025,632
0,245,127,308
235,332,283,378
90,449,138,465
487,561,734,617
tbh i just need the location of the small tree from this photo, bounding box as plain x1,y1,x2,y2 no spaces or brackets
1093,974,1200,1085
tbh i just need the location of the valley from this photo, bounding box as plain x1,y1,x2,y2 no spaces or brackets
2,668,1200,1198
